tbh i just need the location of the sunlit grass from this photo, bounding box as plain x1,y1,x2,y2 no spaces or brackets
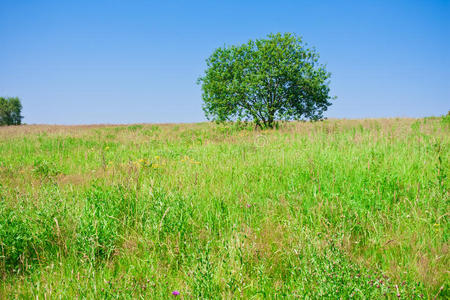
0,117,448,298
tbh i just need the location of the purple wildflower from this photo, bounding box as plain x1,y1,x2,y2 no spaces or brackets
172,290,180,296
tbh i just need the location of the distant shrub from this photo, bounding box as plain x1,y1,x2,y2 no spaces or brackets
0,97,23,126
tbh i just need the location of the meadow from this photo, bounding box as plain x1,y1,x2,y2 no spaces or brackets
0,117,448,299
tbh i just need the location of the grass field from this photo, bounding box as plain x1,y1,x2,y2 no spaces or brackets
0,117,448,298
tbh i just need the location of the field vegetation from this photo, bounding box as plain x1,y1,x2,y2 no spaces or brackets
0,117,448,298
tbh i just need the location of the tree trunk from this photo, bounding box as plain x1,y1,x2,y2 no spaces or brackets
267,111,275,129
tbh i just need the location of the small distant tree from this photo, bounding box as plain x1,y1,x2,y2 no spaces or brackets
198,33,334,128
0,97,23,126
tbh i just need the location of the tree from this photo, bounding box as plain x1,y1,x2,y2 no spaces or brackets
0,97,23,126
198,33,334,128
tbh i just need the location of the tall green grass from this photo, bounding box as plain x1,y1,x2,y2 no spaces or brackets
0,118,448,298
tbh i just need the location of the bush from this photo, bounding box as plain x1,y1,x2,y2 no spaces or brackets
0,97,23,126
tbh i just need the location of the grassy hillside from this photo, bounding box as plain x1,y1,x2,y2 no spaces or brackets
0,118,448,298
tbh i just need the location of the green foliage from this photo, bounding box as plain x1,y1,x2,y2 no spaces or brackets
0,97,23,126
199,33,333,128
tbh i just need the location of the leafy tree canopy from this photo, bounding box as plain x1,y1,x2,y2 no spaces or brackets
0,97,23,126
199,33,334,128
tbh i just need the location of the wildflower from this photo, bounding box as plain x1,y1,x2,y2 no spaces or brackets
172,290,180,296
434,223,440,231
105,146,110,151
154,155,160,160
246,204,252,208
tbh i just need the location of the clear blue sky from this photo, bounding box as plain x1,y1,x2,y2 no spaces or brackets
1,0,449,124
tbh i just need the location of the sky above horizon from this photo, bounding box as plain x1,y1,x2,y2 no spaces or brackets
1,0,449,125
